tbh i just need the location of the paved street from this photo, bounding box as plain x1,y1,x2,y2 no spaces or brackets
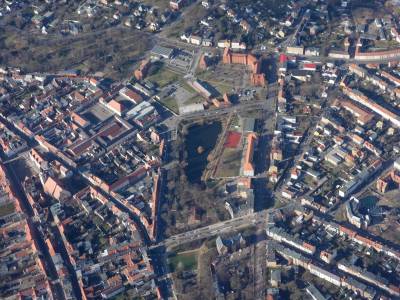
150,207,281,299
153,206,289,250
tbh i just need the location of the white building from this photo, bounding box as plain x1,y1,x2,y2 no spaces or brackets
179,103,204,115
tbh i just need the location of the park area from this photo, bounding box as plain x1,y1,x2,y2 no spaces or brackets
168,243,218,299
168,249,199,272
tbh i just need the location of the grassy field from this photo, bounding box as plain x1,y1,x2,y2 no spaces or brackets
333,204,347,222
197,68,240,96
208,81,234,96
168,249,199,272
159,96,179,114
0,202,15,218
179,80,197,95
185,95,204,105
376,190,400,208
147,63,181,88
215,148,242,178
373,39,400,50
274,198,287,209
159,93,201,114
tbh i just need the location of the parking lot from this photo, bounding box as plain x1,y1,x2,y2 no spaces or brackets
169,49,194,72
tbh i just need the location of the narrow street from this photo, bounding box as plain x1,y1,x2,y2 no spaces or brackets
2,160,67,300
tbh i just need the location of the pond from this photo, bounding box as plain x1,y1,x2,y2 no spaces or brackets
184,121,222,184
359,195,378,215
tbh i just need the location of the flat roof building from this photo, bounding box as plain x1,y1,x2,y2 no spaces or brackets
306,283,327,300
179,103,204,115
151,45,174,59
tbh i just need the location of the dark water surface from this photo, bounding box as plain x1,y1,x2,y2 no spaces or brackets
184,122,222,183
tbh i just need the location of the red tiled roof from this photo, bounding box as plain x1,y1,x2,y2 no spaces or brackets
71,112,88,127
107,99,124,114
243,133,257,173
121,88,143,104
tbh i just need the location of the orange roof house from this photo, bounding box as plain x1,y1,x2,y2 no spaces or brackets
338,225,357,238
72,91,86,102
89,77,98,86
199,54,209,70
107,99,125,116
376,168,400,193
43,177,71,202
251,73,266,87
243,133,257,176
223,93,231,104
120,88,143,104
150,171,161,241
71,112,89,128
46,239,56,257
29,148,47,170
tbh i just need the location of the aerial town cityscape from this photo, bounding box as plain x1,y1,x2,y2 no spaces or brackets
0,0,400,299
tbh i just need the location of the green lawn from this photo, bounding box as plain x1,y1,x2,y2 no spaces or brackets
274,198,286,209
334,204,347,223
159,96,179,114
168,250,198,272
159,86,200,114
185,95,204,105
215,148,242,178
0,202,15,217
196,71,234,96
147,65,180,88
178,80,197,95
373,39,399,49
211,82,234,95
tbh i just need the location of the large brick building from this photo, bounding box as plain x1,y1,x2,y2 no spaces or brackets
222,48,266,87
